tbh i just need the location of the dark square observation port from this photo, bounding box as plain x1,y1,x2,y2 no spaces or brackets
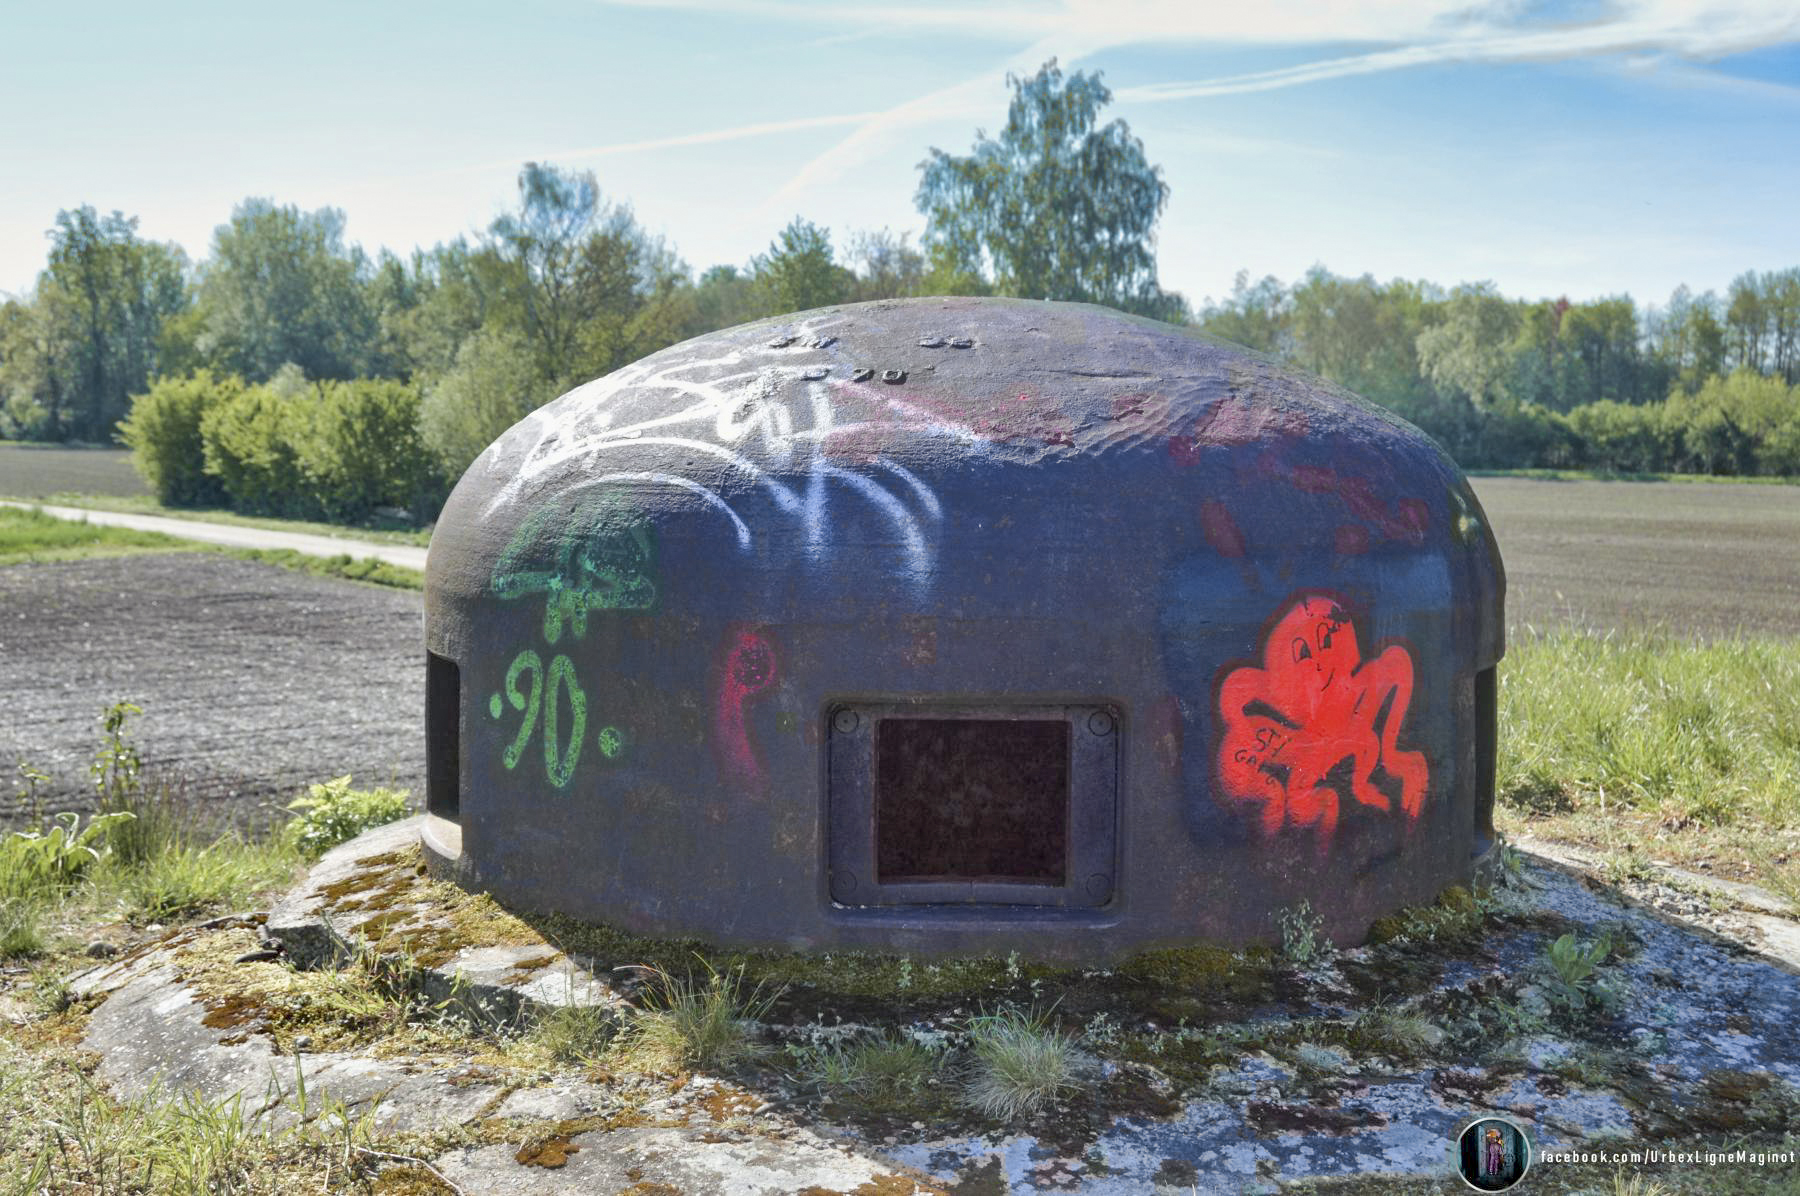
827,703,1120,909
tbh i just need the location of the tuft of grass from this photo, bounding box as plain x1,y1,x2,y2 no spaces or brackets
962,1006,1088,1121
527,1000,623,1065
92,835,299,924
1342,999,1438,1059
0,897,44,959
787,1030,947,1114
611,959,784,1074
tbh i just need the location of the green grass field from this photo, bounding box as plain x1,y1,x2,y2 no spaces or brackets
1497,627,1800,909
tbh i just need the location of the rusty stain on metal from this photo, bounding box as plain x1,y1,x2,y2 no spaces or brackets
421,297,1504,962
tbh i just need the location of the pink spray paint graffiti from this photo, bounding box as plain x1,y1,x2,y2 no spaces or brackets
713,625,779,798
1215,593,1430,841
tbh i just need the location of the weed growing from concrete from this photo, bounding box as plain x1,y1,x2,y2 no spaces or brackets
1344,999,1437,1059
612,959,784,1074
962,1005,1087,1121
1540,929,1625,1012
787,1029,948,1115
1291,1042,1347,1075
527,999,622,1064
1275,899,1329,963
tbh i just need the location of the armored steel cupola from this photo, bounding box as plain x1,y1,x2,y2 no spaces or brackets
421,297,1504,962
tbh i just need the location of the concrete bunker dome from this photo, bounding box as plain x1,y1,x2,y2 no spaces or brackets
421,297,1504,963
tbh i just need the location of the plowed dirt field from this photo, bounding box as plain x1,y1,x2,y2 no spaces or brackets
1,553,421,827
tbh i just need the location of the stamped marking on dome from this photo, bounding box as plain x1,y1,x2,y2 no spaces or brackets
1216,593,1429,840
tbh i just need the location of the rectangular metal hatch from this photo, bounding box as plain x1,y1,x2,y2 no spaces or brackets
827,702,1119,908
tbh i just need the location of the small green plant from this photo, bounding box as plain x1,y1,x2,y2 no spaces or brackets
1601,851,1657,886
90,700,143,805
85,701,183,867
12,761,49,830
0,810,134,900
962,1005,1087,1121
1540,930,1623,1012
282,775,412,859
1546,931,1605,988
1275,899,1329,963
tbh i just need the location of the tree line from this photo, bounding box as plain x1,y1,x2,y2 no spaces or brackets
2,60,1796,528
1198,269,1800,475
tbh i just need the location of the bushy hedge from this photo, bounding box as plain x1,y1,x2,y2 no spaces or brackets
122,369,447,520
295,379,440,521
200,384,313,515
116,371,243,505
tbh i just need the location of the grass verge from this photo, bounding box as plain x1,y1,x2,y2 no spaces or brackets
1498,626,1800,909
0,505,421,590
2,490,433,545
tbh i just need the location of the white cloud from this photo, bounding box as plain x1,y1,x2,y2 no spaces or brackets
1117,3,1800,104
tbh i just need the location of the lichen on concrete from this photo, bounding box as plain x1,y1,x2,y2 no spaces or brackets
60,820,1800,1193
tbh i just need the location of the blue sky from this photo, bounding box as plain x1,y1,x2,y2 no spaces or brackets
2,0,1797,311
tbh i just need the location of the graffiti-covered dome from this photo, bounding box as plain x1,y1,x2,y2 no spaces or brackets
420,297,1504,961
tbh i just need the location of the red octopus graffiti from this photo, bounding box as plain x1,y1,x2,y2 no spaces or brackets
1215,594,1429,839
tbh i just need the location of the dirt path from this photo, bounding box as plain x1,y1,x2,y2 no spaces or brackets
0,500,427,572
0,553,423,828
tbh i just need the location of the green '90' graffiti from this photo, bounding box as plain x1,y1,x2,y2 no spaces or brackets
498,649,587,788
